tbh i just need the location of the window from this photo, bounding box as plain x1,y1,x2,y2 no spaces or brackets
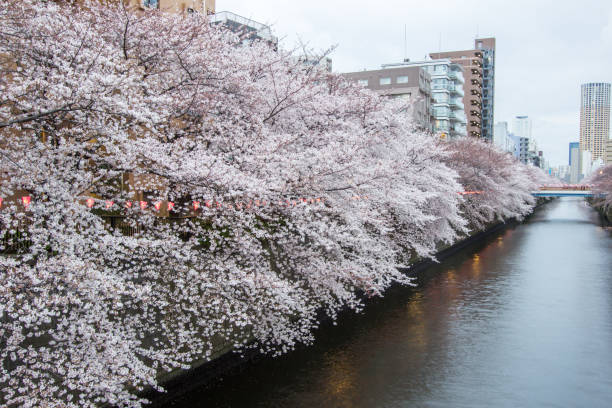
434,65,448,73
358,79,369,86
379,77,391,85
434,93,449,103
143,0,159,8
397,76,409,84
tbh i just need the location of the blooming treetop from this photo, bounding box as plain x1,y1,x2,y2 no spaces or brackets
0,1,542,406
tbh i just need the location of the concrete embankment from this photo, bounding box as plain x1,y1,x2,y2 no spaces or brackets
146,199,551,406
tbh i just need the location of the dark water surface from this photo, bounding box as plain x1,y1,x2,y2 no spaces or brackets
162,198,612,407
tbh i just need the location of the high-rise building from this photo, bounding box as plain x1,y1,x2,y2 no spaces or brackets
494,121,508,149
342,66,433,131
513,115,540,165
582,150,593,178
380,59,467,139
429,49,483,138
606,139,612,165
475,38,496,141
493,121,516,154
569,142,581,183
569,142,579,165
580,83,611,162
428,37,495,141
513,115,532,139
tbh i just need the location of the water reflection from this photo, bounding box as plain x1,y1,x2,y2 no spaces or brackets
160,198,612,408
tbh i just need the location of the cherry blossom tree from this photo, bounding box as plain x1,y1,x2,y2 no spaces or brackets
441,137,544,231
587,165,612,211
0,1,543,407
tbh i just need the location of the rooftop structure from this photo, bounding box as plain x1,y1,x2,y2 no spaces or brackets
210,11,278,45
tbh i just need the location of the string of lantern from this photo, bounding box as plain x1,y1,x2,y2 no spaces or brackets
0,191,486,213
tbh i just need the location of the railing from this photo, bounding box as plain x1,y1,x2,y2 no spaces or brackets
210,11,278,43
451,99,464,110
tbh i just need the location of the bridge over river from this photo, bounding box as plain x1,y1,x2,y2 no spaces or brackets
532,185,598,197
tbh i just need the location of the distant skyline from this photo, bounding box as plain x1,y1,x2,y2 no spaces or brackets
218,0,612,166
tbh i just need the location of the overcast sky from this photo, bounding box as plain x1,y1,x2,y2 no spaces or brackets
219,0,612,167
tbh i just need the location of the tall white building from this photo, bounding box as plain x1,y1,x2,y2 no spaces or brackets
580,82,611,162
582,150,593,178
513,115,532,139
494,121,508,149
513,115,539,165
569,142,580,184
494,121,517,154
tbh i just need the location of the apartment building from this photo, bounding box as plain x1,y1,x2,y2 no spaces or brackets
342,66,433,131
378,59,467,138
476,38,496,141
429,38,495,141
429,49,483,138
580,82,611,162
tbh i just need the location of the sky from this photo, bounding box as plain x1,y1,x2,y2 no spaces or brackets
218,0,612,167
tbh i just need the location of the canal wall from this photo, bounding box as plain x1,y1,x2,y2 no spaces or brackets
586,198,612,227
146,198,552,406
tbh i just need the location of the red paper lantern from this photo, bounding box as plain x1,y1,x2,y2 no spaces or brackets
125,201,133,208
22,196,31,208
167,202,175,211
154,201,162,211
105,201,114,209
139,201,147,210
0,197,3,208
193,201,200,211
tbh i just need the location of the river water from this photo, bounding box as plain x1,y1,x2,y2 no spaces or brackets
161,198,612,407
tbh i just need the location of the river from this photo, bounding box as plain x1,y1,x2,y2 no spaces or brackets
159,197,612,407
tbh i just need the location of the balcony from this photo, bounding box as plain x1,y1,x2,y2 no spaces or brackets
449,71,465,84
450,99,464,110
450,111,466,123
433,83,464,96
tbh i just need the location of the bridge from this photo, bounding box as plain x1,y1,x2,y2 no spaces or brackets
531,185,596,198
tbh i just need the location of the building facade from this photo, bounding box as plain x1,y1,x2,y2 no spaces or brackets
580,82,611,162
380,59,467,138
510,134,529,164
493,121,516,154
342,66,432,131
606,139,612,165
476,38,496,141
137,0,215,14
429,49,483,137
569,142,580,184
513,115,540,165
428,38,495,140
209,11,278,45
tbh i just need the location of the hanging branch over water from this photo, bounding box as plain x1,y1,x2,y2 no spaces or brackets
0,1,545,406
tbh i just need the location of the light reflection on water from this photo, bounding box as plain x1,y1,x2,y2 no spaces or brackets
161,198,612,408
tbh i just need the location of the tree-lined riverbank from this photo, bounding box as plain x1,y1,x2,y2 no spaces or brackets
157,197,612,408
